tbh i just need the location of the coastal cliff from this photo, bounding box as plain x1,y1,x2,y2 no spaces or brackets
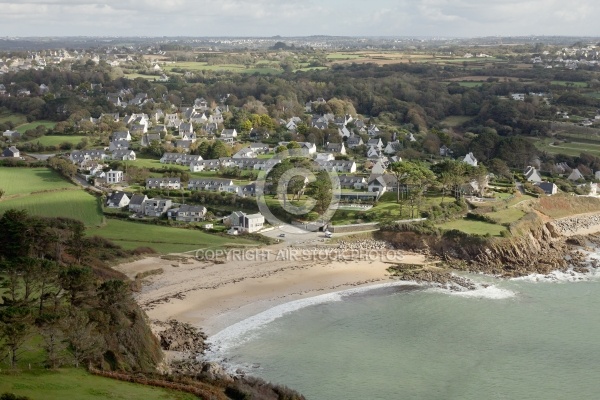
377,212,597,277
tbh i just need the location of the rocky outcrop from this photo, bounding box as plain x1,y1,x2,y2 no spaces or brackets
155,320,207,354
377,213,582,277
551,214,600,236
387,266,480,290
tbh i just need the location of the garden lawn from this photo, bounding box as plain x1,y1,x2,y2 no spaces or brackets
0,369,196,400
486,208,526,224
0,189,103,226
0,167,75,196
129,156,188,171
87,219,261,254
436,219,506,236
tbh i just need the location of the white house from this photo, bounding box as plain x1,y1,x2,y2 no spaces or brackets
534,182,558,196
106,170,124,184
384,141,401,155
324,142,346,155
227,211,265,234
2,146,20,158
316,160,357,174
524,166,542,183
463,152,478,167
146,178,181,190
106,191,130,208
567,168,585,181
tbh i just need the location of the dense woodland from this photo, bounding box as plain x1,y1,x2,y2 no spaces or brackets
0,210,161,371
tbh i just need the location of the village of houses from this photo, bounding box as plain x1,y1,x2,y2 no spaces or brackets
4,87,600,234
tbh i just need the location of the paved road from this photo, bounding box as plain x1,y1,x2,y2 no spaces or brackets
261,225,331,246
27,153,56,160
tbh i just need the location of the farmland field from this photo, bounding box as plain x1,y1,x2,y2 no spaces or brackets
163,61,281,75
0,189,103,226
87,219,261,254
0,110,28,125
0,369,197,400
124,73,162,80
26,134,86,146
16,120,57,133
0,167,75,196
551,80,588,87
531,137,600,157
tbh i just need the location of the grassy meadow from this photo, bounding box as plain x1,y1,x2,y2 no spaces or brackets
0,167,74,196
436,218,507,236
0,189,103,226
26,135,86,147
87,219,261,254
15,120,57,133
0,110,28,126
0,168,103,226
0,369,196,400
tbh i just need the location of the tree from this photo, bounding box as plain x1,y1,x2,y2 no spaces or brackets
62,310,102,368
60,266,94,308
0,306,32,368
389,161,408,203
209,140,231,159
306,171,334,217
487,158,512,180
39,314,68,369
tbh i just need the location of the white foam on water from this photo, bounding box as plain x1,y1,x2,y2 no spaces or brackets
427,282,517,300
512,268,600,283
206,280,422,359
448,285,516,299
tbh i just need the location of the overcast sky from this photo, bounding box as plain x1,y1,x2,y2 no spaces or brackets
1,0,598,37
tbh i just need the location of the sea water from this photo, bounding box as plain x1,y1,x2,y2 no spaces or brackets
208,271,600,400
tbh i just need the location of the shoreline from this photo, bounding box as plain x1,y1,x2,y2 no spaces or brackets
115,242,429,337
114,212,600,360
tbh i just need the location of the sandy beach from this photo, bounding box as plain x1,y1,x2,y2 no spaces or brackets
115,243,427,336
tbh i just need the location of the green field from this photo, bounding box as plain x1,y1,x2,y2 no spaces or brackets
87,219,260,254
436,218,506,236
0,369,196,400
129,157,187,170
0,189,103,226
551,80,588,87
531,138,600,157
16,120,57,133
164,61,281,75
0,110,28,125
26,134,86,146
0,167,75,196
331,193,456,225
326,53,362,60
445,81,483,87
124,73,165,80
441,115,472,127
486,208,526,224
